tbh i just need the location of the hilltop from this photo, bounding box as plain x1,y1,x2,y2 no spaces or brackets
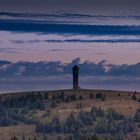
0,89,140,140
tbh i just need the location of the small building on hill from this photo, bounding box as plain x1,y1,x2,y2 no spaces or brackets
72,65,79,89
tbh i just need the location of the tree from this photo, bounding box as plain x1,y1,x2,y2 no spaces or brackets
134,109,140,122
102,94,106,101
106,108,123,121
43,135,48,140
10,136,18,140
44,93,48,100
21,135,25,140
52,94,56,100
60,91,65,101
98,106,105,117
90,106,97,121
51,101,57,108
79,110,93,125
96,92,102,99
89,93,93,99
35,122,46,133
38,101,45,110
90,134,100,140
132,94,137,100
79,96,83,100
95,119,109,134
33,136,38,140
64,113,84,133
51,117,62,133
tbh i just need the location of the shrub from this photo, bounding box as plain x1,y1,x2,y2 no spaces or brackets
132,94,137,100
96,93,102,99
134,109,140,122
89,93,93,99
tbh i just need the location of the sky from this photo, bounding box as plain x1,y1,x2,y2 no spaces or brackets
0,0,140,64
0,0,140,13
0,0,140,92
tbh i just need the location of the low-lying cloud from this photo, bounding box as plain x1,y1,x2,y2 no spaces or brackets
1,12,140,23
0,48,22,53
0,58,140,92
0,58,139,77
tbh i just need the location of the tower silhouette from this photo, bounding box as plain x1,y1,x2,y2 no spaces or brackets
72,65,79,89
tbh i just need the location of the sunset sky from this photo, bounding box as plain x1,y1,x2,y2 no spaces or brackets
0,0,140,64
0,0,140,92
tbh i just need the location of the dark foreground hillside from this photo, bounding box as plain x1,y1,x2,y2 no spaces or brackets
0,89,140,140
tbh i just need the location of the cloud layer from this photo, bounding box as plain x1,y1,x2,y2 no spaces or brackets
0,58,140,77
1,19,140,35
0,58,140,92
1,12,140,20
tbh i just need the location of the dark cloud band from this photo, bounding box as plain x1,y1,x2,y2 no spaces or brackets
47,39,140,43
1,19,140,35
1,12,140,19
10,39,140,44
